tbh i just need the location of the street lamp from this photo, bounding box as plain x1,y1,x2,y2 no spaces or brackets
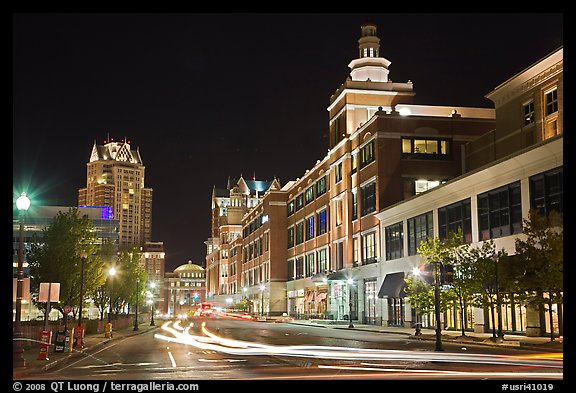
259,284,265,317
494,258,505,343
108,267,117,324
149,282,156,326
431,261,444,352
133,277,140,331
13,192,30,369
75,251,87,348
347,278,354,328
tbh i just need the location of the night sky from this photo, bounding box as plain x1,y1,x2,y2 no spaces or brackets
13,13,563,272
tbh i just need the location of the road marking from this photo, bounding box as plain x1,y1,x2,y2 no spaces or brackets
198,358,247,363
167,351,177,368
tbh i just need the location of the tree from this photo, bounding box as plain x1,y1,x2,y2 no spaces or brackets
97,245,147,319
467,239,508,340
412,230,474,336
27,208,106,320
514,209,563,341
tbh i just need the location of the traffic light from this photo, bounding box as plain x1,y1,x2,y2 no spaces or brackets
441,264,454,284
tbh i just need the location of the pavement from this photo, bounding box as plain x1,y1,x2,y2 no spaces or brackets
13,321,161,380
13,316,563,380
284,318,564,352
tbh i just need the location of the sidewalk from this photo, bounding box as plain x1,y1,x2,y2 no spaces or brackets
13,321,160,380
283,318,564,352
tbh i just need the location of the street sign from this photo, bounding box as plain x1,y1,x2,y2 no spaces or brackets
39,282,60,302
64,305,72,314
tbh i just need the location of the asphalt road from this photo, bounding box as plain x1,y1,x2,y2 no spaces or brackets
25,317,563,382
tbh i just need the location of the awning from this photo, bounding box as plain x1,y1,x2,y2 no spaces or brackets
377,272,407,298
326,271,348,281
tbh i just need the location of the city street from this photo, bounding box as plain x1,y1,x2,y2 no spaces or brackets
17,316,563,381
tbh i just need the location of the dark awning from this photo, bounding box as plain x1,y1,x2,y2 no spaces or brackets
377,272,407,298
326,271,348,281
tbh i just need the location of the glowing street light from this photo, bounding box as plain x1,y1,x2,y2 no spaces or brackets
259,284,265,317
148,282,156,326
13,192,30,368
347,278,354,328
108,267,117,324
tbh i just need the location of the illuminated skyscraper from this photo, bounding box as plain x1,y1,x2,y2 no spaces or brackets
78,137,153,248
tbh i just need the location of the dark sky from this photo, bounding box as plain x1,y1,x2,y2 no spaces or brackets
13,13,563,272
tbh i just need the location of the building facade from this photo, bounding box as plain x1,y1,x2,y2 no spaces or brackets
78,137,153,248
203,23,562,337
12,205,120,321
374,47,563,336
163,261,207,317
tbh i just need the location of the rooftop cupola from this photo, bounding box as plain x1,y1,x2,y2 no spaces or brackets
348,22,391,82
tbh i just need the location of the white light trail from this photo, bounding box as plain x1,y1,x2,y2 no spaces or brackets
153,320,563,370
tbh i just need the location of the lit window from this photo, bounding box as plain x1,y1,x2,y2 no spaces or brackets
545,88,558,116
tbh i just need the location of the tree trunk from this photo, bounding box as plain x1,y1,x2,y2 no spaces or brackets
548,294,555,342
459,296,466,337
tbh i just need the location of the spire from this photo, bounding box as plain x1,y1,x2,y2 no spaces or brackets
348,22,391,82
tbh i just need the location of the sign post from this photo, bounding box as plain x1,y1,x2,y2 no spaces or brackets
37,282,60,360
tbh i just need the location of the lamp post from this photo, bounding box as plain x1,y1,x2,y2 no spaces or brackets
108,267,116,324
149,282,156,326
259,284,265,317
431,261,444,352
494,258,504,343
74,251,87,348
347,278,354,328
133,278,140,331
411,267,422,336
13,192,30,369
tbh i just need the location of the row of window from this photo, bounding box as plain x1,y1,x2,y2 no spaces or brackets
523,86,559,126
384,166,563,261
288,209,328,248
288,176,327,215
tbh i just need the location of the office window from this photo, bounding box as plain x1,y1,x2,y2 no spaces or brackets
530,166,563,217
438,199,472,243
351,154,357,174
305,215,314,240
306,253,315,277
317,248,328,272
335,162,343,183
287,226,294,249
385,223,403,261
295,194,304,211
401,137,451,158
335,198,344,226
287,200,295,216
523,100,535,126
316,176,327,196
362,232,377,264
305,186,315,205
352,190,358,220
545,88,558,116
407,211,433,256
361,181,376,216
360,140,375,168
478,182,522,241
317,208,328,235
288,259,295,281
295,256,304,279
295,221,304,245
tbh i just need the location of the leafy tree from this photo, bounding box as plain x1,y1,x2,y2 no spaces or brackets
514,209,563,341
468,239,509,340
92,239,116,320
27,208,106,320
411,230,473,335
98,245,147,320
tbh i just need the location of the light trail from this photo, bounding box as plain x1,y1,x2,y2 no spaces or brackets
153,320,563,371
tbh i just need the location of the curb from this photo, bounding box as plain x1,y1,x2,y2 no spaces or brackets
13,325,160,379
